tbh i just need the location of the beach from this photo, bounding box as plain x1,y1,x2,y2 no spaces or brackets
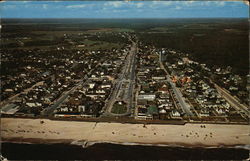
1,118,250,147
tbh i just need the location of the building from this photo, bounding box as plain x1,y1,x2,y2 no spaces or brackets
1,104,20,115
138,94,156,101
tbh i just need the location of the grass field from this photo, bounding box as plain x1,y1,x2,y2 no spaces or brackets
77,39,123,50
111,103,127,114
2,29,126,50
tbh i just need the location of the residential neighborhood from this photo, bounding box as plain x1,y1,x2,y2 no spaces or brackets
1,32,248,124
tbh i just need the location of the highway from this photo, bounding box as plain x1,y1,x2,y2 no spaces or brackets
160,62,194,116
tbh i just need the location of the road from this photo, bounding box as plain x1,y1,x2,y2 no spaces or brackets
104,40,137,116
160,62,194,116
0,81,44,107
41,77,86,116
214,83,249,118
126,41,137,110
42,60,105,116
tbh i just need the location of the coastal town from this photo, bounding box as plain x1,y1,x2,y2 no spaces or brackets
1,0,250,159
1,30,249,124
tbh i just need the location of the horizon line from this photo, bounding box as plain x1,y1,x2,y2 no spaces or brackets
2,17,248,19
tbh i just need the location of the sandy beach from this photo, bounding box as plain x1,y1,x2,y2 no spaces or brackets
1,118,249,147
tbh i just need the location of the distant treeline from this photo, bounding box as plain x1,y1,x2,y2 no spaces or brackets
2,18,249,75
2,18,247,32
137,19,249,76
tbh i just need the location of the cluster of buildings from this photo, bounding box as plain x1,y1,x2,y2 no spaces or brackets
1,37,130,118
161,48,247,122
54,78,113,118
1,32,248,123
1,79,72,116
135,46,183,120
1,53,47,101
53,47,130,118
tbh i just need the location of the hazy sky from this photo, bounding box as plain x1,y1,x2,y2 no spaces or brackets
1,1,249,18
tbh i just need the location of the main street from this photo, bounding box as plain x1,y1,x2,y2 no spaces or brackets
125,41,137,109
104,40,137,116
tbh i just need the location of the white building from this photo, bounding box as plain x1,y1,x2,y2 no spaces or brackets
138,94,156,101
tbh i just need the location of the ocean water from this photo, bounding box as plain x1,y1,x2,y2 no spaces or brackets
1,142,249,160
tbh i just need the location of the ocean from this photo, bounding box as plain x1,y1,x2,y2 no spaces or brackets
1,142,249,160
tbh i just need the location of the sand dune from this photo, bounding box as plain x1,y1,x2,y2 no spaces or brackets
1,118,249,147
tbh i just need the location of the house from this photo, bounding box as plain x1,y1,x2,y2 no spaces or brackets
222,102,230,109
26,102,36,107
178,61,184,65
229,86,238,91
158,104,171,110
88,83,95,89
5,89,14,93
171,110,181,117
159,108,167,120
152,76,166,80
96,89,106,94
101,84,111,89
157,98,167,104
60,106,69,112
78,105,85,113
158,87,168,94
200,109,210,117
216,108,226,115
86,93,105,99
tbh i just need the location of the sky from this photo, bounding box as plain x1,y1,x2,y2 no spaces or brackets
1,1,249,18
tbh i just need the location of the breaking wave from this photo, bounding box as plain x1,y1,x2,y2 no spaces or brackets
70,140,250,150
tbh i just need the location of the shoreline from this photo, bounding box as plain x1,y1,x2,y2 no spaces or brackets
2,138,250,150
1,118,250,148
